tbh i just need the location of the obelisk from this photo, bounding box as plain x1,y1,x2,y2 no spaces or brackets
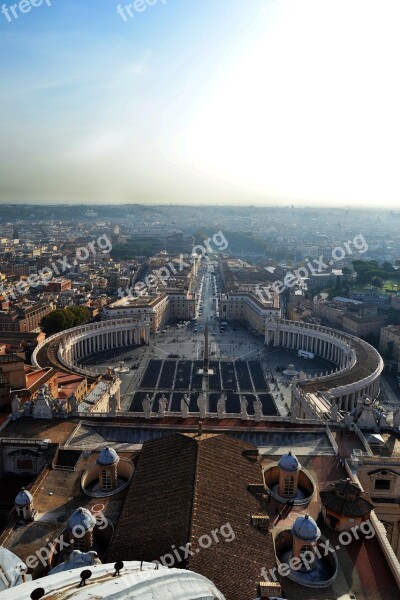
204,324,209,373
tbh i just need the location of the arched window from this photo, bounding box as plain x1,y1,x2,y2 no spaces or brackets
284,475,295,496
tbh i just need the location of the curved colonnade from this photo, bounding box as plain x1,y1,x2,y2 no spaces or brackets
32,318,150,377
265,319,383,411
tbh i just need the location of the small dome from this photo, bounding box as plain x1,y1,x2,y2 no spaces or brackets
97,447,119,466
68,507,96,532
15,488,33,506
278,451,300,472
49,550,100,575
292,514,320,541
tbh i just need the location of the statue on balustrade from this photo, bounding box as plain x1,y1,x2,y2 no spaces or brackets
240,396,248,419
109,394,119,414
11,395,21,418
217,393,226,419
158,394,168,416
393,407,400,428
69,394,78,413
143,394,152,419
330,396,338,422
197,393,207,419
181,394,189,419
254,395,263,422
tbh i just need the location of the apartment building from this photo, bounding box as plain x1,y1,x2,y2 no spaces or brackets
0,303,54,333
380,325,400,364
219,291,281,334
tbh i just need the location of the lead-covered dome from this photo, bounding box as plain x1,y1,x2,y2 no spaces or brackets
278,451,301,472
97,447,119,466
15,488,33,506
68,507,96,532
292,514,320,541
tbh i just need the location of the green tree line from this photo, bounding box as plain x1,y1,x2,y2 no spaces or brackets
40,306,90,335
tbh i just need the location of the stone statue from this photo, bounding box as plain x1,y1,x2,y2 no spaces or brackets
158,394,167,416
11,395,20,417
379,412,387,428
254,395,263,422
240,396,248,420
393,407,400,428
69,394,78,413
331,397,338,422
197,393,207,419
143,394,152,419
33,385,53,420
344,412,353,426
109,394,118,414
57,401,68,419
217,393,226,419
23,400,33,415
181,394,189,419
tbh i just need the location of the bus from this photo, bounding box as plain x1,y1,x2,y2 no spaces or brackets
298,350,315,359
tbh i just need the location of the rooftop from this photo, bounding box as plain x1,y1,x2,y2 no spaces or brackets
0,562,225,600
0,353,24,364
107,433,273,600
2,448,135,572
299,335,382,394
320,480,374,517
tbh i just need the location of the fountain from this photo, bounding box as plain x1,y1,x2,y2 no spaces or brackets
283,364,299,377
114,361,130,374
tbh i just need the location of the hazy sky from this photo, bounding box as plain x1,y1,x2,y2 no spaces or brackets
1,0,400,206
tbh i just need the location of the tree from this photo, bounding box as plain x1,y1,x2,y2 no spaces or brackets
371,276,383,288
40,306,90,335
40,310,70,335
65,306,90,327
382,261,395,273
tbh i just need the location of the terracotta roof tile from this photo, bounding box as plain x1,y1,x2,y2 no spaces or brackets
107,433,274,600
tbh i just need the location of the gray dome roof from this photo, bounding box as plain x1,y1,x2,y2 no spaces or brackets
68,507,96,532
49,550,100,575
97,447,119,466
292,514,320,541
278,451,300,472
0,562,226,599
15,488,33,506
